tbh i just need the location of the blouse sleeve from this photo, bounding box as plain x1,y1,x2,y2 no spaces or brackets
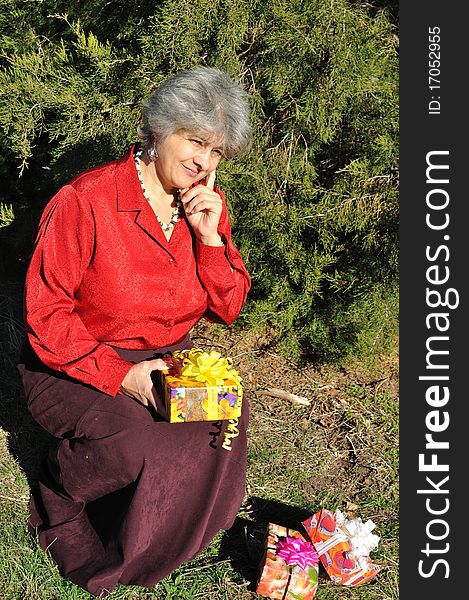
195,188,251,325
24,185,133,396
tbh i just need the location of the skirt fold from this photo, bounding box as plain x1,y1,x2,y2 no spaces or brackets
18,338,249,597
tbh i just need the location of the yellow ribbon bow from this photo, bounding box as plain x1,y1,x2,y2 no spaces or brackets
173,348,243,390
162,348,243,422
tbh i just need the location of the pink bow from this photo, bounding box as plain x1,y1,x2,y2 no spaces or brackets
276,537,319,570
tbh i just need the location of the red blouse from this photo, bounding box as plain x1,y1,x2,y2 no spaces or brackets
24,146,251,396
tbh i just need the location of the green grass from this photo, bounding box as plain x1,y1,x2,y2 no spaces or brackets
0,282,399,599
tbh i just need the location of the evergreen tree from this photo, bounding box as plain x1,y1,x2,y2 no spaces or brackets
0,0,398,364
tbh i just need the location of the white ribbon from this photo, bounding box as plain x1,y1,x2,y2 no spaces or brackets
334,509,380,558
313,530,348,557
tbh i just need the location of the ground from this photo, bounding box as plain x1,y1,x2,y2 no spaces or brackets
190,318,399,596
0,289,399,598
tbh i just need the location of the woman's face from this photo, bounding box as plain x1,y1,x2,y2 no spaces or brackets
154,130,223,192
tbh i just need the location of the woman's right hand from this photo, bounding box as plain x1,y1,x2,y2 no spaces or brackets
120,359,168,410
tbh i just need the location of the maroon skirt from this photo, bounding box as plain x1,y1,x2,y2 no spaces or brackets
17,336,249,597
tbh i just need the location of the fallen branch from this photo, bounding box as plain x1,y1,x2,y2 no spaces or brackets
256,388,311,406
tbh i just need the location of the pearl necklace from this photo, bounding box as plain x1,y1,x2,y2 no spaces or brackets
134,147,182,232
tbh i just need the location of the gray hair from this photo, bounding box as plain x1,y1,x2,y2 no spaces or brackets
137,67,252,158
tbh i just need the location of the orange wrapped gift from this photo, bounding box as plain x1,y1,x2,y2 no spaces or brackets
302,509,381,587
256,523,319,600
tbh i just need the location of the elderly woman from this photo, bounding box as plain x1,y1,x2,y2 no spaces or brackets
17,67,252,597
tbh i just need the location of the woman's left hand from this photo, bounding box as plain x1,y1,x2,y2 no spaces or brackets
180,170,224,246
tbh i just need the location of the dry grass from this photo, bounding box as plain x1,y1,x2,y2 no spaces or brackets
191,320,399,598
0,285,399,599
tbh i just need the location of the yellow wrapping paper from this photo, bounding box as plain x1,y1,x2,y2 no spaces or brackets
159,349,243,423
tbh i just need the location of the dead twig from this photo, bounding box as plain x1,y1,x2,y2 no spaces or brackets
183,558,231,574
256,388,311,406
0,494,28,504
190,335,229,350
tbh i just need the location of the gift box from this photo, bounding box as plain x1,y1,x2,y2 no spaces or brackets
256,523,319,600
156,348,243,423
302,508,381,587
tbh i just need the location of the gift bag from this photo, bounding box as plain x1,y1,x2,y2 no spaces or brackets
256,522,319,600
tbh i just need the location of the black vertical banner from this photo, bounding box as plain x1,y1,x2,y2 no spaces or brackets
400,2,466,598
